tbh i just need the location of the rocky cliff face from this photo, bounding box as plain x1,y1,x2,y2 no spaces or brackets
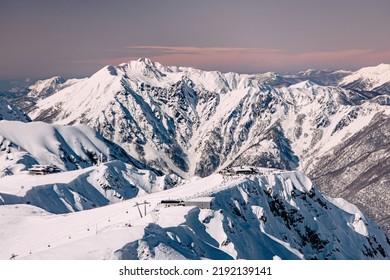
0,97,31,122
307,113,390,234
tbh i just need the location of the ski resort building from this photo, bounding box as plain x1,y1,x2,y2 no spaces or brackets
219,166,260,176
28,165,61,175
156,197,214,210
158,199,185,208
183,197,214,209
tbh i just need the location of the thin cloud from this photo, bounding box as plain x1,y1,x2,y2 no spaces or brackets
125,45,280,54
71,46,390,73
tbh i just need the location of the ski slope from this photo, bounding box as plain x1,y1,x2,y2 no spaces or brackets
1,168,389,260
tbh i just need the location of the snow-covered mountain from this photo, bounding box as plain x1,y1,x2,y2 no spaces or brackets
27,59,390,234
1,169,389,260
340,63,390,91
0,120,160,177
3,76,84,113
29,58,384,177
0,160,178,214
27,59,389,179
0,97,31,122
27,76,83,100
294,69,352,86
1,59,390,259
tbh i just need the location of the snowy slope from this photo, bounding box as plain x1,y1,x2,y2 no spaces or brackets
1,169,389,260
27,76,83,100
295,69,351,86
340,63,390,91
0,120,159,177
0,97,30,122
0,160,178,214
2,76,84,114
306,112,390,233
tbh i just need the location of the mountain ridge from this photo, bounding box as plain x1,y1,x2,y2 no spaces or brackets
29,59,390,177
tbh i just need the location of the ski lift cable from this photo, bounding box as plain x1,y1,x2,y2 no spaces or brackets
14,200,147,258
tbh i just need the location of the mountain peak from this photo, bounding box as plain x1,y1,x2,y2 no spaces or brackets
133,57,163,70
341,63,390,90
290,79,316,88
120,57,168,80
27,75,83,100
358,63,390,74
137,57,155,65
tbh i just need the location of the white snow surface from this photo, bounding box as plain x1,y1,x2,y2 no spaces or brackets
341,63,390,90
0,160,175,214
0,120,151,177
1,169,389,260
27,76,84,100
